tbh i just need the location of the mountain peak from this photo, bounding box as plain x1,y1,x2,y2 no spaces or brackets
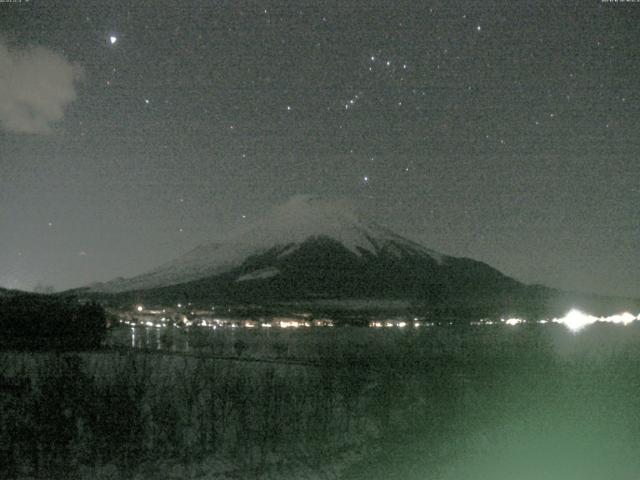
93,195,446,293
258,194,361,229
247,194,370,245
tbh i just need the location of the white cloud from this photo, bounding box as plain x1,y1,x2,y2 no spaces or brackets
0,40,82,134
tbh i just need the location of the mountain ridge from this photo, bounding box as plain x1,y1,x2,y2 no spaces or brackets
91,195,448,293
80,195,640,318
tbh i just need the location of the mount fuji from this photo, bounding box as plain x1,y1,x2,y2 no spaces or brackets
86,195,541,310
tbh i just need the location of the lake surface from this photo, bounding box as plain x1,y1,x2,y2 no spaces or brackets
7,321,640,479
107,319,640,362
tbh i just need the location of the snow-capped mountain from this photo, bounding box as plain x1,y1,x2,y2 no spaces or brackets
90,194,522,303
93,195,443,292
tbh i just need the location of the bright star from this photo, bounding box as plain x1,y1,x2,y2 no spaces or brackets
109,35,117,44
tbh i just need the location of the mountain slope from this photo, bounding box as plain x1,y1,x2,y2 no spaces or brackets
92,195,451,294
82,195,640,317
83,195,542,310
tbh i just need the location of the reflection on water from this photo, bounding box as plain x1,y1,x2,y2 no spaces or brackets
109,314,640,360
98,318,640,479
112,325,199,352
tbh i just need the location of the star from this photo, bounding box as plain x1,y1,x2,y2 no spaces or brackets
363,176,369,183
144,98,150,104
476,25,482,32
109,35,117,45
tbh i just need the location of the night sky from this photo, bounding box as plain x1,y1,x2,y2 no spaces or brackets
1,0,639,297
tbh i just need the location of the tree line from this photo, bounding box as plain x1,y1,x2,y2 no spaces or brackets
0,292,106,350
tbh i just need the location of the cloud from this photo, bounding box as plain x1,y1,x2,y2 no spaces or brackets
0,40,82,134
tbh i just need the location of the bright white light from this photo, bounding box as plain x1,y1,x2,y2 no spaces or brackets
476,309,640,332
557,309,599,332
136,305,143,312
504,318,523,326
607,312,636,326
109,35,117,44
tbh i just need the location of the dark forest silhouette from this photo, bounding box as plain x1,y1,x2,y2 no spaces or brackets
0,292,106,350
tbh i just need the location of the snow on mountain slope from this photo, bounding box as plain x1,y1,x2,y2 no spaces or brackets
235,267,281,282
92,195,446,293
